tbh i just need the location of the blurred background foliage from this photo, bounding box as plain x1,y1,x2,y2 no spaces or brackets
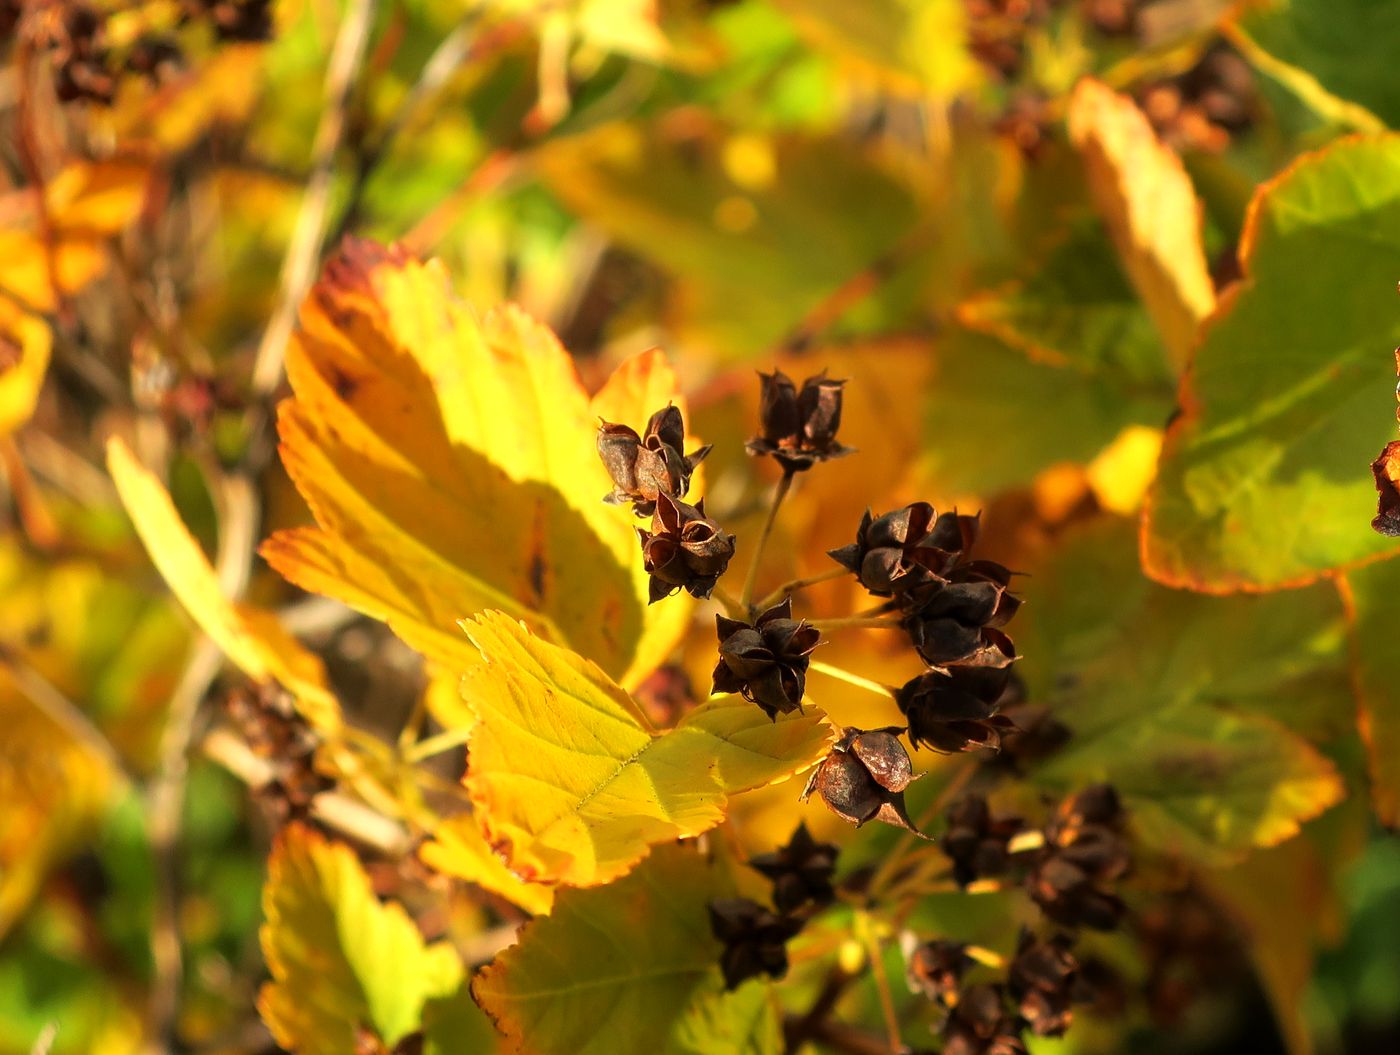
1,0,1399,1053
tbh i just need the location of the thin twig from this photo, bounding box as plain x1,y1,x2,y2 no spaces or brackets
249,0,379,397
711,586,746,620
754,565,851,612
809,616,903,632
739,471,794,612
858,913,903,1054
1,653,131,787
867,758,978,902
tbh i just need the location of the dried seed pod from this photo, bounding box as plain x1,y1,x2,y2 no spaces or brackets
747,823,838,914
897,659,1019,753
638,493,735,603
1007,930,1079,1037
940,794,1026,888
828,503,977,596
900,572,1019,668
801,727,924,834
708,897,804,989
745,369,853,472
711,599,821,720
940,983,1027,1055
598,404,710,517
908,939,974,1005
1025,785,1131,930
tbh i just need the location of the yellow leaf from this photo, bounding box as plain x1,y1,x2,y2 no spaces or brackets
262,238,691,687
0,677,115,938
0,304,51,437
1068,78,1216,372
420,815,555,916
259,824,465,1054
106,437,341,733
460,610,833,887
45,160,150,236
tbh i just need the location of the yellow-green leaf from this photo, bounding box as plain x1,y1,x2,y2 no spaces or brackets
258,823,465,1054
1339,555,1400,825
106,436,341,733
420,815,555,916
460,610,833,886
473,842,781,1055
262,239,691,687
1068,78,1215,372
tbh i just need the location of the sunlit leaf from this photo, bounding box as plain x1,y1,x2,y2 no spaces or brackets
1339,555,1400,825
420,815,555,916
473,842,781,1055
460,610,833,886
0,306,51,438
106,436,341,733
258,823,465,1054
1067,78,1215,372
1019,519,1348,865
261,239,690,687
1143,136,1400,591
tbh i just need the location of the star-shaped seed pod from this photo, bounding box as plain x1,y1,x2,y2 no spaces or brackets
747,822,838,914
707,897,805,990
711,599,822,720
940,794,1027,888
896,657,1019,753
1007,930,1079,1037
801,727,924,833
828,503,979,596
940,984,1028,1055
638,493,736,603
1025,785,1131,931
908,939,975,1005
745,369,853,472
597,404,712,517
899,564,1020,667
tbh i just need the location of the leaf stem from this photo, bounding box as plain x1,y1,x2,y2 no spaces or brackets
808,660,897,700
404,725,473,763
755,565,851,612
867,758,978,901
739,470,794,613
857,913,903,1055
711,586,747,620
809,616,903,632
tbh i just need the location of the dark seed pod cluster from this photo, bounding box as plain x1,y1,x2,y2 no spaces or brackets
801,727,922,833
711,599,820,721
1025,784,1131,930
598,404,710,516
637,493,734,602
708,824,839,989
746,369,853,472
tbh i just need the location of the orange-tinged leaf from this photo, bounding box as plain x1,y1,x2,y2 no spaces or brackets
263,239,691,686
1068,78,1215,371
259,824,465,1054
460,610,833,887
106,437,341,733
44,160,150,236
0,305,51,437
420,815,555,916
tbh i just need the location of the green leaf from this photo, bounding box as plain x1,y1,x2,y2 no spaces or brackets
472,842,781,1055
258,824,465,1053
1340,555,1400,825
533,123,919,358
1143,135,1400,591
1231,0,1400,130
460,611,833,887
921,328,1172,495
1019,519,1348,865
956,221,1174,389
